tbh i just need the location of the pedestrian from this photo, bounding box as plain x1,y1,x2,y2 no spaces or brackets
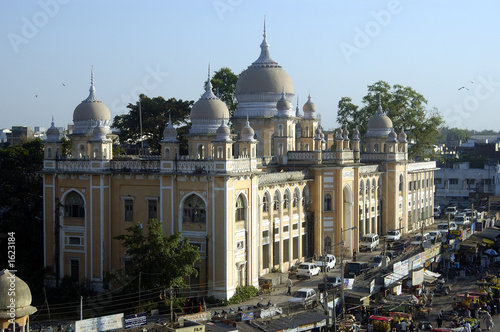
286,277,293,295
437,314,442,328
408,320,414,332
484,311,494,331
401,320,407,332
464,321,471,332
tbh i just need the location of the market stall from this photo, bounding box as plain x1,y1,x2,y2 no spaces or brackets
368,315,393,332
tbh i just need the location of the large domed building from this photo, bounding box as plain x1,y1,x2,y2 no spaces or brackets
42,24,436,301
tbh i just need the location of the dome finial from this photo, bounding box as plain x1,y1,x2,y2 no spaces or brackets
202,64,217,100
377,94,384,115
84,65,99,103
263,16,267,39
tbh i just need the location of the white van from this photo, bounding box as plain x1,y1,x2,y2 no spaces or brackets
359,234,379,252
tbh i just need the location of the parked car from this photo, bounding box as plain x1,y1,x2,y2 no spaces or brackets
368,255,390,269
344,262,370,278
454,215,471,226
411,232,431,245
390,238,412,254
384,230,401,241
296,263,321,279
314,254,336,271
386,250,400,259
433,206,442,218
437,222,458,234
359,234,380,252
288,288,317,308
317,276,342,293
428,231,441,242
445,206,458,217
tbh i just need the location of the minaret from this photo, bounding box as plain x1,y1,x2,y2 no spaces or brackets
160,114,180,160
44,117,62,160
89,119,112,160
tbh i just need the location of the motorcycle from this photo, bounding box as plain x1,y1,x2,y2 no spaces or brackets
433,283,451,295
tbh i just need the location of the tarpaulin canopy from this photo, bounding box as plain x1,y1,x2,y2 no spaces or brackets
388,312,412,318
423,269,441,283
369,315,393,322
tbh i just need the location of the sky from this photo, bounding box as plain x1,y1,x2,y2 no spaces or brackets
1,0,499,132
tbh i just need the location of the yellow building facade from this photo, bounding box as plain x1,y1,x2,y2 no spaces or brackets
42,29,436,299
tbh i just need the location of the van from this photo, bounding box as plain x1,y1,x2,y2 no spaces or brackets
314,254,337,271
359,234,379,252
437,222,458,234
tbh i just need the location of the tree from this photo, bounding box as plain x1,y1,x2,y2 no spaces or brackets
114,219,200,290
112,95,193,155
0,139,44,296
337,81,443,160
437,126,471,145
206,67,238,116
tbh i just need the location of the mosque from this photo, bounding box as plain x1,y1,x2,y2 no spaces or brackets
42,26,436,299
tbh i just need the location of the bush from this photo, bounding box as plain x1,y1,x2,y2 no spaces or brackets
271,267,282,273
222,285,259,305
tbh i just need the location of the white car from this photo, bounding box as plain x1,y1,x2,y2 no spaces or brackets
296,263,321,279
289,288,318,308
369,255,390,269
385,230,401,241
454,215,471,226
314,254,336,271
437,222,458,234
428,231,441,241
411,233,430,245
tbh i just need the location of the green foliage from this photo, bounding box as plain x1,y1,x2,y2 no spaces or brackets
114,219,201,290
207,67,238,116
61,136,72,156
271,267,282,273
437,126,471,145
222,285,259,305
337,80,443,160
112,94,193,154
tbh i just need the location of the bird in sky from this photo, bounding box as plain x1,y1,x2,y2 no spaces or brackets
62,83,66,86
35,95,38,97
458,86,469,91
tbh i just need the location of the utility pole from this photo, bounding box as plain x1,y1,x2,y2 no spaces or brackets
322,250,329,327
340,228,345,321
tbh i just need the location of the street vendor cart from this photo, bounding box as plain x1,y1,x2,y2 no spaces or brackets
388,312,412,327
368,315,393,332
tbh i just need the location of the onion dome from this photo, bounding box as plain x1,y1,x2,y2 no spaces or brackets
215,119,232,142
162,115,179,142
314,127,322,140
365,96,393,139
303,94,316,119
239,117,256,142
45,117,61,142
190,65,230,134
343,127,350,141
320,132,325,142
90,119,108,141
336,128,343,141
0,269,37,318
234,21,294,118
388,128,398,143
72,67,111,135
398,129,408,143
276,88,293,117
353,126,360,141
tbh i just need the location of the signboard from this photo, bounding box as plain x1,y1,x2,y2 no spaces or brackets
411,253,423,270
178,312,212,323
400,260,409,278
75,313,124,332
393,261,403,279
344,278,354,290
370,279,375,293
384,273,399,288
124,313,147,329
241,312,254,321
412,269,424,286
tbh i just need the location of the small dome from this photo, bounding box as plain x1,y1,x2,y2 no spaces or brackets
365,99,393,139
240,118,256,142
388,128,398,143
162,116,178,142
343,127,350,141
45,118,60,141
398,129,408,143
353,126,360,141
276,90,292,111
215,119,231,142
0,270,37,318
303,94,316,112
91,119,108,141
190,68,230,135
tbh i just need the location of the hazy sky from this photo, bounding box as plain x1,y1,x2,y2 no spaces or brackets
1,0,499,132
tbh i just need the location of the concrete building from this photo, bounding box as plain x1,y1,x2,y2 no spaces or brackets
42,26,436,299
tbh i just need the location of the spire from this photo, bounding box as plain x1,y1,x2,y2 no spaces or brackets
83,65,99,103
376,94,384,115
202,63,217,100
252,18,277,66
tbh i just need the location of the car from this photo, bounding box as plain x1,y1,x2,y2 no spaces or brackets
359,234,380,252
344,262,370,278
437,222,458,234
288,288,317,308
386,250,400,259
428,231,441,242
296,263,321,279
368,255,390,269
314,254,336,271
444,206,458,217
390,238,411,254
411,233,430,245
384,230,401,241
433,206,442,218
317,276,342,293
454,215,471,226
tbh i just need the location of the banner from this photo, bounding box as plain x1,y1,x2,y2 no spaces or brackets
75,313,124,332
124,313,147,329
412,268,424,286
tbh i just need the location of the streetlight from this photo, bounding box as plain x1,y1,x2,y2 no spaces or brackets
340,226,357,321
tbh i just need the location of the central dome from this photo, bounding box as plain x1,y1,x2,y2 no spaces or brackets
365,101,393,138
235,29,294,95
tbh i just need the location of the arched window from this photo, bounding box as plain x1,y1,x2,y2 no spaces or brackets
197,144,205,159
284,190,290,209
236,194,246,221
273,191,281,211
304,126,309,137
383,144,387,153
183,194,206,223
359,180,364,195
47,147,52,158
165,147,170,159
324,194,332,211
324,236,332,254
262,193,270,213
293,187,300,208
303,186,310,207
372,179,377,194
378,178,382,196
399,174,404,192
64,191,85,218
374,143,379,152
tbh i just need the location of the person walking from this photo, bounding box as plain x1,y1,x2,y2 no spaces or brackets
437,312,443,328
484,311,494,331
286,277,293,295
